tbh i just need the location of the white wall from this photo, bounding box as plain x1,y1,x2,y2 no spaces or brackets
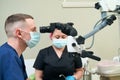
0,0,120,68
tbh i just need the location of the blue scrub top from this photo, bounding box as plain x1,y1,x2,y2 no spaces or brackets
0,42,28,80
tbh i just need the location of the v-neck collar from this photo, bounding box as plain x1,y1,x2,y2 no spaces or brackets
51,46,67,60
5,42,24,68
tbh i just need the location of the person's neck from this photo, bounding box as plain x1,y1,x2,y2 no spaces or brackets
52,46,65,58
7,38,26,57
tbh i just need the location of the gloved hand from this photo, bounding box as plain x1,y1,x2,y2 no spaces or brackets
29,74,35,80
65,76,76,80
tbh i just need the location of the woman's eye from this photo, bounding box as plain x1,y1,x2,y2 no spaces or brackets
62,36,67,39
54,35,67,39
55,36,60,39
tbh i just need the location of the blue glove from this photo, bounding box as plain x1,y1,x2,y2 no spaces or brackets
65,76,76,80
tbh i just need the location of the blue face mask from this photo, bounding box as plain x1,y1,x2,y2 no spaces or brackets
52,38,67,48
26,32,40,48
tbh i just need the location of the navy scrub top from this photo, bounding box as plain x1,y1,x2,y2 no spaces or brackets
33,46,82,80
0,42,27,80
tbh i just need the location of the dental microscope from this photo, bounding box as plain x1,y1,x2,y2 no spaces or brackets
65,0,120,80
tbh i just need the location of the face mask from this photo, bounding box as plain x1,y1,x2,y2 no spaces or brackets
52,38,67,48
26,32,40,48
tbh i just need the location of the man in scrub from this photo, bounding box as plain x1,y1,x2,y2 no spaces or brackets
0,13,40,80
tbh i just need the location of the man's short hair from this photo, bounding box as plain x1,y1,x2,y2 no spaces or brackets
4,13,34,37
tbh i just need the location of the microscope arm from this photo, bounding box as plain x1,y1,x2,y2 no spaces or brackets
83,15,116,39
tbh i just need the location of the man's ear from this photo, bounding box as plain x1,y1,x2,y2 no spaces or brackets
15,28,22,38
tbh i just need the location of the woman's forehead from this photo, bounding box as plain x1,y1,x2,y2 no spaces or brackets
53,29,66,36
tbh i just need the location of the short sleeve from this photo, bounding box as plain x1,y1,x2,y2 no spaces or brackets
74,54,83,68
33,50,45,70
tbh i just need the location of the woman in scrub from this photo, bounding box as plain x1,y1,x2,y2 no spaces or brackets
33,24,84,80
